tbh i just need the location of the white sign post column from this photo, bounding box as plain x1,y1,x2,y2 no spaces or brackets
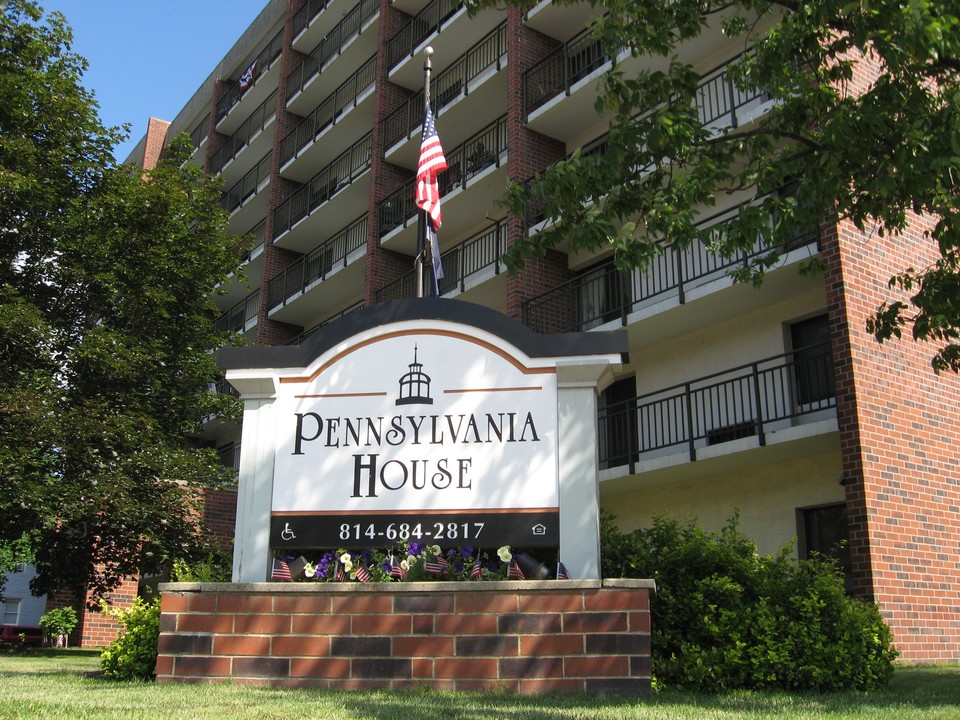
556,360,617,579
229,377,279,583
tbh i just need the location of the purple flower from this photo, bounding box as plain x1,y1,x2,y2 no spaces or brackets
460,546,474,559
408,542,424,556
453,559,465,574
380,560,392,574
446,548,457,558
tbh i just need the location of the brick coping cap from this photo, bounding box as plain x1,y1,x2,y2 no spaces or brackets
159,578,656,594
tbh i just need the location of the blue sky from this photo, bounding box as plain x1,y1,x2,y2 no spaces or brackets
41,0,268,161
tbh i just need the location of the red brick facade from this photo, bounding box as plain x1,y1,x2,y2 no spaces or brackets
824,214,960,662
157,580,653,693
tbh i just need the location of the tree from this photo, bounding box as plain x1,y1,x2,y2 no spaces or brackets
466,0,960,371
1,1,242,601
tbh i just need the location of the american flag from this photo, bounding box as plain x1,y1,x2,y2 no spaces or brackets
415,104,447,229
425,555,448,576
355,565,371,583
334,561,346,583
507,560,525,580
271,558,292,581
469,562,483,581
238,60,257,91
390,557,407,581
556,562,571,580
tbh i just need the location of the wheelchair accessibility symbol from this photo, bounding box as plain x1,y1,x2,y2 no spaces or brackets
280,523,296,541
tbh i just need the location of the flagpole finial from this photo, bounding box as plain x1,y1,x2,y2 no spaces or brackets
425,45,434,57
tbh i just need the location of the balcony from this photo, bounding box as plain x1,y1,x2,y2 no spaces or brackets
216,29,284,133
266,215,367,326
379,115,508,256
272,132,373,253
215,290,260,339
598,345,837,474
375,220,507,303
284,301,365,345
522,199,819,334
279,55,376,180
285,0,379,117
216,219,267,309
382,22,507,160
387,3,503,92
208,89,278,178
523,24,740,142
220,150,271,231
290,0,337,49
186,113,210,167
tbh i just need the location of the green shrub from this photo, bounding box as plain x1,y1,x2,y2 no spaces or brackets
99,597,161,680
170,546,231,583
600,512,898,691
38,606,78,647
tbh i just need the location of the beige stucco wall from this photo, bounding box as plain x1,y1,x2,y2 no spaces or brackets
601,447,843,557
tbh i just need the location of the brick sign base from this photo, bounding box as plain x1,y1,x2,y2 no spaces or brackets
156,579,654,694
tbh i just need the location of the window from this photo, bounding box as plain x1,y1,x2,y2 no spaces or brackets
599,377,637,469
3,599,20,626
798,503,853,592
790,314,834,406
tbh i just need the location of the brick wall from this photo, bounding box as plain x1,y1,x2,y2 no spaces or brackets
142,118,170,170
157,580,653,693
818,48,960,663
202,488,238,549
824,212,960,662
504,8,569,320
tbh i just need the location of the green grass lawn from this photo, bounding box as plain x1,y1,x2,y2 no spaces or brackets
1,648,958,719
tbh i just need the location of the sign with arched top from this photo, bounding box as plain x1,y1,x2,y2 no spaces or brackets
221,300,626,580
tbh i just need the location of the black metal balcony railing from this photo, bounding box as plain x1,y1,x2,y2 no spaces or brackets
522,199,819,334
387,0,461,69
382,22,506,151
213,379,241,401
598,344,836,471
220,151,272,215
217,29,284,123
523,26,607,117
285,0,379,103
242,219,267,263
189,113,210,154
216,441,242,471
273,132,373,239
280,56,376,167
378,116,507,237
209,89,278,176
291,0,336,40
215,290,260,335
374,220,507,302
267,215,367,311
284,301,365,346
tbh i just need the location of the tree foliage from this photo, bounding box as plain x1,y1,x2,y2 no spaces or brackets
466,0,960,371
1,1,242,600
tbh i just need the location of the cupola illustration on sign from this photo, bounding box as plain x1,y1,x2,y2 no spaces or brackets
396,345,433,406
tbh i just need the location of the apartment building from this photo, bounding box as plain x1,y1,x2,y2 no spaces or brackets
128,0,960,662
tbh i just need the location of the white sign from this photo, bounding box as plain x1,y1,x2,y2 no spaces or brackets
272,329,559,520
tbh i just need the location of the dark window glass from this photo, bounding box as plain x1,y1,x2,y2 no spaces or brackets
790,315,834,405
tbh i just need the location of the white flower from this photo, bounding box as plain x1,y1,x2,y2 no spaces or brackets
428,545,442,557
303,562,316,578
343,559,353,573
339,552,352,564
406,554,417,565
400,559,410,571
497,545,512,562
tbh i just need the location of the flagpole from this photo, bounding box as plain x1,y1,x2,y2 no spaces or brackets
416,47,434,299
